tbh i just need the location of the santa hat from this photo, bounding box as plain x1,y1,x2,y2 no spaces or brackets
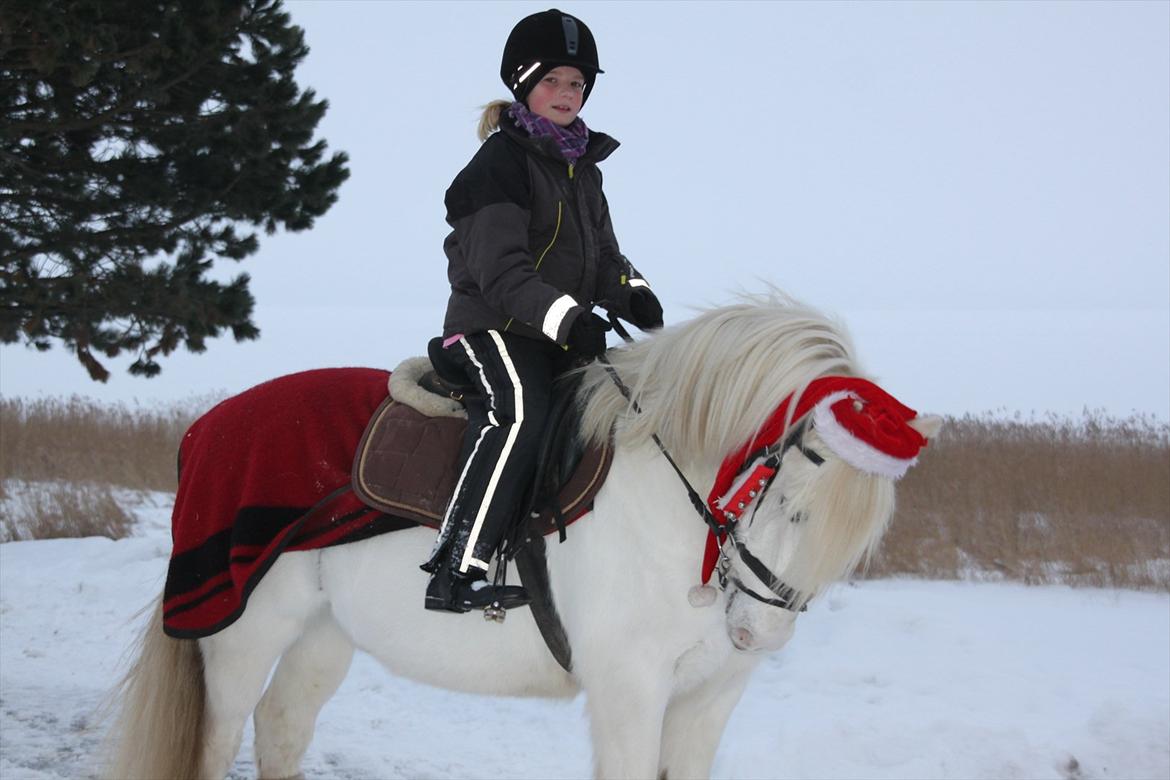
810,389,923,479
701,376,928,583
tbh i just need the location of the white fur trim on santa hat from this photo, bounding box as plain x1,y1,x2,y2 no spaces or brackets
811,391,917,480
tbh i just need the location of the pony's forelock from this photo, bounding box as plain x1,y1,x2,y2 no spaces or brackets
577,290,861,465
782,455,896,601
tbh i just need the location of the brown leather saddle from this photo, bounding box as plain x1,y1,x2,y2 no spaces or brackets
351,360,613,541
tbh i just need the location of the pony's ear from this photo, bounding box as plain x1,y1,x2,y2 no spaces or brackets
909,414,943,441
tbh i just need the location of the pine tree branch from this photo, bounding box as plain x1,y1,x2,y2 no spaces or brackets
6,36,232,135
6,169,247,263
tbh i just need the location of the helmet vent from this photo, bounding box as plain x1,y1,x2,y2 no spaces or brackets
561,15,579,55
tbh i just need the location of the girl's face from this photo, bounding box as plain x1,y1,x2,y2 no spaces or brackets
525,65,586,126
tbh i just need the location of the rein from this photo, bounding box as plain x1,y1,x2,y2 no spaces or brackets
599,317,816,613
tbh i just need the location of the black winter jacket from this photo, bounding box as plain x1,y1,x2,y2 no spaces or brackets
442,112,652,346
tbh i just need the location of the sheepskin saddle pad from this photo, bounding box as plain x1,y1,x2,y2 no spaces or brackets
352,355,613,541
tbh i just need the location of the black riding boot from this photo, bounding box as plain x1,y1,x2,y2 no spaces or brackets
424,564,531,613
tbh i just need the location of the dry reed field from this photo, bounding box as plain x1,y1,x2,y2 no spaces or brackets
870,411,1170,591
0,395,210,541
2,397,1168,590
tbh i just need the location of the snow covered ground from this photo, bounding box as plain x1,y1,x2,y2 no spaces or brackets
1,489,1167,780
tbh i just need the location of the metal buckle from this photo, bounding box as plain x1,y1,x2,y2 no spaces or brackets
715,532,733,590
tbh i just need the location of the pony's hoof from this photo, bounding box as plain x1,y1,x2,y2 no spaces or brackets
687,585,717,607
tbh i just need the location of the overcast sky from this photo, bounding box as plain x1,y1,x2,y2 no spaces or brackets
2,0,1167,420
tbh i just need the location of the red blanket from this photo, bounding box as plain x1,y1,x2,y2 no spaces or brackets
162,367,417,638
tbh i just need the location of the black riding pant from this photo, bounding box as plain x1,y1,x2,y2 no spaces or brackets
426,330,567,576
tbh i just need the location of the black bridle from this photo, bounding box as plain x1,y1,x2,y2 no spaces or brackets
599,317,823,613
719,420,822,612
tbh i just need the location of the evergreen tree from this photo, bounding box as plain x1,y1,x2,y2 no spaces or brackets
0,0,349,380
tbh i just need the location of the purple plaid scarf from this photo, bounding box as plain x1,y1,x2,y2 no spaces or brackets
507,101,590,164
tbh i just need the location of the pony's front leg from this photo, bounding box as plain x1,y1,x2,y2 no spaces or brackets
583,660,673,780
657,654,757,780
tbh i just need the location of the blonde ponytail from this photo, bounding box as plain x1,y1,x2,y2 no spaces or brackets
477,99,513,142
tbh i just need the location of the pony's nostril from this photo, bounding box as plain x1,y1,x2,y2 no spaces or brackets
731,627,754,650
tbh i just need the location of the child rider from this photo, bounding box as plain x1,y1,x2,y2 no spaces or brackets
421,9,663,613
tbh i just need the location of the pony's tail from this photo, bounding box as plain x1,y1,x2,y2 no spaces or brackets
102,597,205,780
477,99,512,142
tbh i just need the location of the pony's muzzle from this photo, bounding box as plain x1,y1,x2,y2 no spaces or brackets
726,589,798,653
729,621,795,653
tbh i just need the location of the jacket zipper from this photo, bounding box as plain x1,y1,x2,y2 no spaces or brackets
535,201,562,270
505,198,564,333
566,163,589,289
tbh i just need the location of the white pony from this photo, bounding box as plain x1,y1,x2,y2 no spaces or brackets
104,291,940,780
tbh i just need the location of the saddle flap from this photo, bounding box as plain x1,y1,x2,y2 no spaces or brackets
352,399,468,525
523,373,613,538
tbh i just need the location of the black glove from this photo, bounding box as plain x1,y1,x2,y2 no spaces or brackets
567,311,612,359
627,288,664,331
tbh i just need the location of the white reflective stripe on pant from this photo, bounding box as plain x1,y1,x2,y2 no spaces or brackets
432,335,496,545
459,330,526,574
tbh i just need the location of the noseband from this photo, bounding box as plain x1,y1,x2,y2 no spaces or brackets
598,331,820,613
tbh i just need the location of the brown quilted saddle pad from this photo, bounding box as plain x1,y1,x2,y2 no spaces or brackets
351,398,612,538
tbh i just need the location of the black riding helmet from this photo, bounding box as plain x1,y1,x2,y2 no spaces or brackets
500,8,603,106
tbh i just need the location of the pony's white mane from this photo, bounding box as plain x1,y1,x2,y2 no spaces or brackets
578,289,862,464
